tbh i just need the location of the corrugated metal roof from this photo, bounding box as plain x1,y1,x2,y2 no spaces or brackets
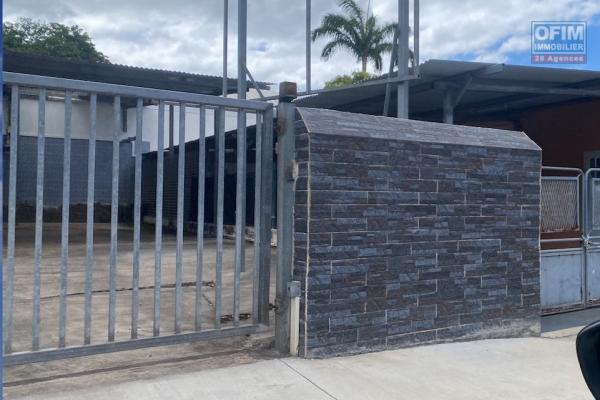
295,59,600,122
3,50,271,96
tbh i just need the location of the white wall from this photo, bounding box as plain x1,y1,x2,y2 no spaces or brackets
16,86,277,151
128,105,257,151
18,97,125,141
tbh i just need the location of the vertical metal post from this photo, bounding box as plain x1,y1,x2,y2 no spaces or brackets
238,0,247,101
306,0,311,94
168,104,175,228
442,90,454,124
214,108,226,329
397,0,410,119
253,112,263,324
174,103,185,334
583,170,589,306
584,170,590,238
131,99,143,339
58,90,73,348
154,101,165,337
275,82,296,353
254,106,273,325
413,0,420,75
223,0,229,97
108,96,121,342
234,107,247,326
383,28,399,117
237,0,247,275
83,94,96,346
195,106,206,331
4,86,19,354
32,88,46,351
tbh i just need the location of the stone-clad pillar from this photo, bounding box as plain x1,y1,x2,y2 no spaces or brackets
293,108,541,358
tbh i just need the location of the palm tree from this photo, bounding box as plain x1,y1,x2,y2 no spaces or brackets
312,0,396,73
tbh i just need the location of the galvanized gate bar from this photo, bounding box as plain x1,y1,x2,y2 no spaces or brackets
252,112,263,324
32,89,47,351
215,107,225,329
174,103,186,334
131,98,143,339
84,94,97,346
234,110,247,326
4,86,19,354
4,72,270,111
5,325,261,366
59,90,73,348
195,105,206,331
154,101,165,337
108,96,121,342
257,106,274,324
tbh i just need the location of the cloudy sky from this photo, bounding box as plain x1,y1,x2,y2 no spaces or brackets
5,0,600,89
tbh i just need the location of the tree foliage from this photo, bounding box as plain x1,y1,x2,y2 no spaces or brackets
312,0,396,73
3,18,109,62
324,71,376,89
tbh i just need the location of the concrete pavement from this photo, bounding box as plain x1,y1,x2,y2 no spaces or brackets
4,223,276,353
8,307,598,400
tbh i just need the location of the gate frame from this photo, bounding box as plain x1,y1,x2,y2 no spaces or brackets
2,72,276,366
540,166,600,313
582,167,600,307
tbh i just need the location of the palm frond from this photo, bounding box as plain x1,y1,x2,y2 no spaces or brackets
312,14,359,44
337,0,364,25
321,37,356,60
313,0,408,73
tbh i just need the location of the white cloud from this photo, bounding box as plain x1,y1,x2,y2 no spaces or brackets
5,0,600,90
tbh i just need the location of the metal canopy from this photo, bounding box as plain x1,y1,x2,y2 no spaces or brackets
294,59,600,122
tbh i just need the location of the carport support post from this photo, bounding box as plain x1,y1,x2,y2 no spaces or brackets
275,82,297,354
443,90,454,124
397,0,409,119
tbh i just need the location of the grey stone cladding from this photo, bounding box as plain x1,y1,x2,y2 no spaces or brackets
293,108,542,357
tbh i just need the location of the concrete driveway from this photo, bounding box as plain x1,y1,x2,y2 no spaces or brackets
6,308,598,400
4,222,276,353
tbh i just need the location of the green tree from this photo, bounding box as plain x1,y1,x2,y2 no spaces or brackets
3,18,109,62
312,0,396,73
324,71,376,88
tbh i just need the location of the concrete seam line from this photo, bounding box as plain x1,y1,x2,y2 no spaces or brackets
278,359,339,400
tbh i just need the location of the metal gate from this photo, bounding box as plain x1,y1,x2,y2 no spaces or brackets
2,72,274,365
540,166,600,313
